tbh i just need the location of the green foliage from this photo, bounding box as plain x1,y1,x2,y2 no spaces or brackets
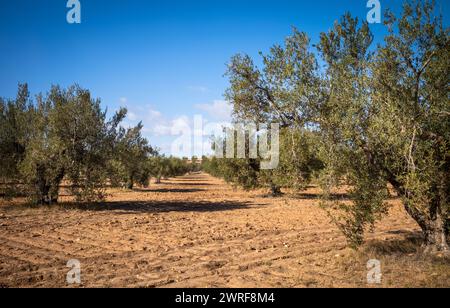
202,128,323,195
110,123,155,189
318,1,449,251
219,0,449,251
0,84,194,200
213,27,325,195
0,84,151,204
0,85,34,194
148,156,190,182
266,129,323,192
202,132,266,192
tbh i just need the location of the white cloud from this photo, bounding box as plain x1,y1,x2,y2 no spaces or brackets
195,100,233,121
119,97,128,104
127,111,137,121
118,98,234,157
152,115,190,137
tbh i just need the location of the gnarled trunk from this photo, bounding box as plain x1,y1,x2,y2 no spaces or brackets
270,184,282,197
446,218,449,239
421,187,450,253
389,176,449,254
422,211,449,254
403,200,449,254
37,182,56,205
35,165,64,205
127,177,134,190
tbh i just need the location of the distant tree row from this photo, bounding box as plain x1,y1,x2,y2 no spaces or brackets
201,129,323,196
0,84,191,204
204,1,449,253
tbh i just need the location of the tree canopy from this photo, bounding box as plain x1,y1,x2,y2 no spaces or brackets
214,0,449,252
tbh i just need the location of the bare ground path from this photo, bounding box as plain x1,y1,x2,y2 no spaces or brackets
0,173,448,288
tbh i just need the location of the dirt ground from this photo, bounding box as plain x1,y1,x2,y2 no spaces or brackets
0,173,449,288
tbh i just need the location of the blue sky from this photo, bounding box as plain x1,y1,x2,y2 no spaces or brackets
1,0,448,156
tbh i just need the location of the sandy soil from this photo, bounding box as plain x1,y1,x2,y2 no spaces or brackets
0,173,448,288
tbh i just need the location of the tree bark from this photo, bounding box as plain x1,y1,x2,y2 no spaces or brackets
270,184,283,197
422,211,449,254
36,181,59,205
35,165,63,205
446,218,449,238
126,175,134,190
402,203,449,254
389,178,449,253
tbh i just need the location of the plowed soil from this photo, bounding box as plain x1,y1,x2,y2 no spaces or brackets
0,173,448,288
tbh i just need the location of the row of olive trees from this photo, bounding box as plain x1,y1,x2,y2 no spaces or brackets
201,129,323,196
0,84,190,204
0,84,126,204
206,1,449,252
147,156,192,184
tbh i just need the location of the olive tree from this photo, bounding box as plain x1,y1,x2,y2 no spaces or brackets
370,1,449,252
112,123,154,189
1,84,131,204
317,1,449,252
0,84,35,197
223,29,323,194
223,0,448,253
148,156,190,184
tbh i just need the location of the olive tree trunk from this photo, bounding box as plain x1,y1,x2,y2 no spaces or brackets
402,200,449,254
446,218,449,239
127,177,134,190
35,165,64,205
423,187,449,253
270,184,282,197
422,210,449,254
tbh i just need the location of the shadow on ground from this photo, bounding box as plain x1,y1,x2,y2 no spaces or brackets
365,232,424,255
291,192,352,201
133,188,207,193
166,181,216,186
65,200,259,214
3,200,260,214
292,192,399,202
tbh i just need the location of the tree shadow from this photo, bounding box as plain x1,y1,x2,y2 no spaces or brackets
168,183,215,187
172,177,210,181
133,188,207,193
171,179,212,183
56,199,258,214
292,192,399,202
292,192,352,201
364,232,424,255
